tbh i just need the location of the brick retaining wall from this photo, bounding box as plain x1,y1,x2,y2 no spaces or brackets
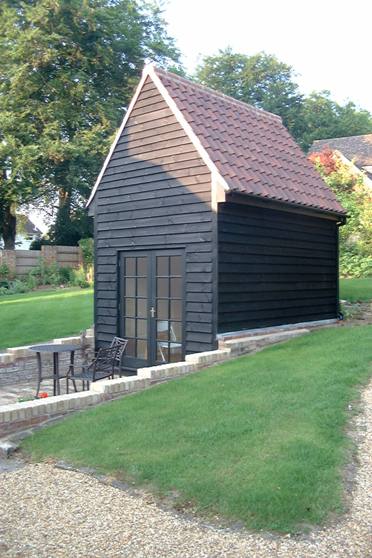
0,328,310,441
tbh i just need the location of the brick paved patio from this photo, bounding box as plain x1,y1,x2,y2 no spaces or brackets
0,349,91,406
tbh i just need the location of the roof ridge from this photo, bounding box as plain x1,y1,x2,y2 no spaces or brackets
154,67,282,124
313,133,372,143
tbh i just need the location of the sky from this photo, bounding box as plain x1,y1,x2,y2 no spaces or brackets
163,0,372,112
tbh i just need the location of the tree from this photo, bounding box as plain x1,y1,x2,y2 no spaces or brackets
195,49,304,143
301,92,372,150
0,0,180,248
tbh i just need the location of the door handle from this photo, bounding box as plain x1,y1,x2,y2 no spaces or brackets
150,307,156,318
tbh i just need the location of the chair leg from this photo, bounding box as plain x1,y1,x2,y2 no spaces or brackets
35,352,42,398
66,378,69,395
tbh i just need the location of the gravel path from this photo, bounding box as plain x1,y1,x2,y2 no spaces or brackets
0,384,371,558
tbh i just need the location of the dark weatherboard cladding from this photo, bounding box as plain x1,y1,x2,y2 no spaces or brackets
218,201,338,332
94,76,216,357
90,65,344,364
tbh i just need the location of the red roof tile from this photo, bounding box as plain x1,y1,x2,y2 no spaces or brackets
155,68,345,216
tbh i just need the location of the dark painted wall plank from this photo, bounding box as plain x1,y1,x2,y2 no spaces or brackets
218,202,338,332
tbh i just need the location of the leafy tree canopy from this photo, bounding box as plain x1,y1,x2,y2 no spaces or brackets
0,0,180,247
301,91,372,150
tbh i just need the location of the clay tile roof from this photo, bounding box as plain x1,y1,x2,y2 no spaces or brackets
155,68,345,216
310,134,372,171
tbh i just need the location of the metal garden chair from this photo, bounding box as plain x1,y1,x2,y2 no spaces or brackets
66,337,128,392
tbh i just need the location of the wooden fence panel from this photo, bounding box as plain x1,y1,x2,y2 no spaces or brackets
0,245,83,276
15,250,40,275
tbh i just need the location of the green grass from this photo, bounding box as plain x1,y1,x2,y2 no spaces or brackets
0,288,93,349
340,277,372,302
23,325,372,533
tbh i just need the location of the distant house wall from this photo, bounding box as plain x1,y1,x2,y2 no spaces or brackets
15,233,41,250
0,245,83,277
218,201,339,332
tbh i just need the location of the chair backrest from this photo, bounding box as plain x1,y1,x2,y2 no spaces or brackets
110,337,128,369
90,346,118,379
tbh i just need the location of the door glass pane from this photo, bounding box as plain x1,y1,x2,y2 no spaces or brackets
157,256,168,276
137,319,147,339
169,344,182,363
125,318,135,337
157,299,168,320
157,320,169,341
125,278,135,297
137,257,147,276
137,277,146,297
125,258,135,276
126,338,136,356
137,339,147,359
125,298,135,317
170,255,182,276
137,298,147,318
122,254,149,363
170,321,182,342
170,277,182,298
170,300,182,320
157,342,168,362
157,278,168,298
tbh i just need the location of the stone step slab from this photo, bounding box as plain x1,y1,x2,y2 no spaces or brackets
137,361,198,381
90,376,150,396
220,328,309,355
185,349,231,366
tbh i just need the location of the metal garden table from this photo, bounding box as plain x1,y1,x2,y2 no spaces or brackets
30,343,80,397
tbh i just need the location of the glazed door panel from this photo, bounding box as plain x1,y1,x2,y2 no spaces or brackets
120,250,184,370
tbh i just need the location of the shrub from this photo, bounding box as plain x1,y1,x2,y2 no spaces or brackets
79,238,94,284
26,274,38,290
29,259,60,286
5,279,29,295
71,265,90,288
340,249,372,278
29,238,52,251
0,258,92,297
309,150,372,278
58,266,74,284
0,263,10,279
79,238,94,266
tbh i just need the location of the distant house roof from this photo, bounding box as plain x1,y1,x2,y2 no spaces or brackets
17,215,43,236
310,134,372,178
88,65,345,216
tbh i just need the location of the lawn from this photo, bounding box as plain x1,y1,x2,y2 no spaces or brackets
0,288,93,349
23,324,372,533
340,277,372,302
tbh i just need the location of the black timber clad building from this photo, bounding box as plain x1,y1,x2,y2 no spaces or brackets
87,65,346,371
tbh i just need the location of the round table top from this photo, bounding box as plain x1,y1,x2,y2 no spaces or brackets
30,343,81,353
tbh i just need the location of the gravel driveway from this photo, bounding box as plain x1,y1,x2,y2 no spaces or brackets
0,383,371,558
